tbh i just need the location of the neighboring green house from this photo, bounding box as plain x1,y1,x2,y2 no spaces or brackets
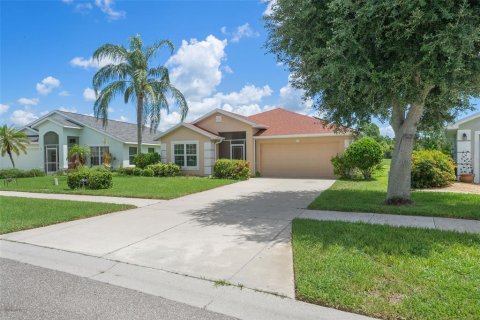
0,110,160,173
446,112,480,184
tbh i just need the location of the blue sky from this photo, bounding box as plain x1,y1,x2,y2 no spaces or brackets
1,0,478,136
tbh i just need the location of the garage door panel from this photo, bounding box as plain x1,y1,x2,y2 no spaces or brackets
259,142,339,178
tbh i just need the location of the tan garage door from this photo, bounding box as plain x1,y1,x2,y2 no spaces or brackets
259,141,340,178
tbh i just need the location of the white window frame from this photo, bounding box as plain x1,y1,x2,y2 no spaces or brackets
128,146,137,165
171,140,199,170
90,146,109,167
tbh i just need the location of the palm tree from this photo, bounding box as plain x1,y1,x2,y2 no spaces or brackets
92,34,188,154
0,125,30,168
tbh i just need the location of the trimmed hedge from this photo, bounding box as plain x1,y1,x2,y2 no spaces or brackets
344,137,383,179
0,168,46,179
67,166,113,190
133,152,160,169
213,159,250,180
146,163,181,177
117,162,181,177
331,155,353,179
411,150,455,189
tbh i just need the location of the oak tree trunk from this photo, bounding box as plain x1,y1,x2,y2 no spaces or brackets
386,84,433,204
136,96,143,155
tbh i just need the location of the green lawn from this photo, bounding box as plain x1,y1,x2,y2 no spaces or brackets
308,160,480,220
292,219,480,320
0,196,133,234
0,175,235,199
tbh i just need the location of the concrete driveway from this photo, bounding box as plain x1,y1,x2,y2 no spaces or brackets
1,178,335,297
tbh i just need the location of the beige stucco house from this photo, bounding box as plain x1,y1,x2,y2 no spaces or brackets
447,111,480,184
156,108,353,178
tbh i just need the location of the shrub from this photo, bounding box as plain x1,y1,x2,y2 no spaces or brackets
411,150,455,189
146,162,181,177
117,167,135,175
133,152,160,169
67,166,113,190
331,155,353,179
0,168,46,179
161,162,181,177
213,159,250,180
133,167,143,176
344,137,383,179
142,168,154,177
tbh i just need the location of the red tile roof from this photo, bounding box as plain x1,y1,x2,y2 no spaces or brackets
246,108,340,137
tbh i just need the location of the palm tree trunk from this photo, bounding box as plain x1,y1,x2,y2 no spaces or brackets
136,96,143,155
7,150,15,168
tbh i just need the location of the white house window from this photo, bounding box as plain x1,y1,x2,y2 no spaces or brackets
90,146,109,166
173,142,198,169
129,147,137,165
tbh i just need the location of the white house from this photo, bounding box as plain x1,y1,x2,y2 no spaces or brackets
446,112,480,184
0,110,161,173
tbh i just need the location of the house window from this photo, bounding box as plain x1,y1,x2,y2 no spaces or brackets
148,147,155,153
90,146,109,166
129,147,137,165
173,142,198,169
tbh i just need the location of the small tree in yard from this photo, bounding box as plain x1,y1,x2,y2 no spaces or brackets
68,145,90,169
265,0,480,204
344,137,383,180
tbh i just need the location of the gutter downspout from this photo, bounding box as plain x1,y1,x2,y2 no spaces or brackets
253,138,256,177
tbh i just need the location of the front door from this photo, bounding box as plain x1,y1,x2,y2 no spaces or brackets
45,146,58,174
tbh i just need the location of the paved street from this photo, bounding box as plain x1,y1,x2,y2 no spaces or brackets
0,258,236,320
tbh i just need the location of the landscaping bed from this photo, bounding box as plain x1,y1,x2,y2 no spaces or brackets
0,175,234,199
308,160,480,220
292,219,480,320
0,196,133,234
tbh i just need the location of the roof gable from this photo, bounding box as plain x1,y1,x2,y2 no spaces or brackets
23,110,161,144
447,112,480,130
155,122,223,140
191,109,268,129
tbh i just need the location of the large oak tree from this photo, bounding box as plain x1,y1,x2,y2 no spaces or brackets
265,0,480,203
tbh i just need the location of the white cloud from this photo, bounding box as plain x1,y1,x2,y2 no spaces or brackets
36,76,60,95
75,2,94,13
231,23,260,43
59,90,70,96
83,88,97,101
222,65,233,74
108,107,114,113
58,107,78,113
70,56,120,70
62,0,73,3
263,0,276,16
278,80,313,114
118,115,128,122
0,104,9,115
220,26,228,35
95,0,125,20
167,35,227,100
10,110,38,126
17,98,39,106
380,125,395,138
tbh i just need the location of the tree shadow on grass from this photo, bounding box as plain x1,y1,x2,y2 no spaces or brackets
310,189,480,219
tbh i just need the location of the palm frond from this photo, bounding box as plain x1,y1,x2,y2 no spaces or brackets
148,66,170,83
144,39,174,61
94,81,127,126
93,63,131,91
124,84,136,104
92,44,128,64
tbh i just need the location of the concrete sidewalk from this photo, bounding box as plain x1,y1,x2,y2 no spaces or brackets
0,240,375,320
300,210,480,233
0,190,164,207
